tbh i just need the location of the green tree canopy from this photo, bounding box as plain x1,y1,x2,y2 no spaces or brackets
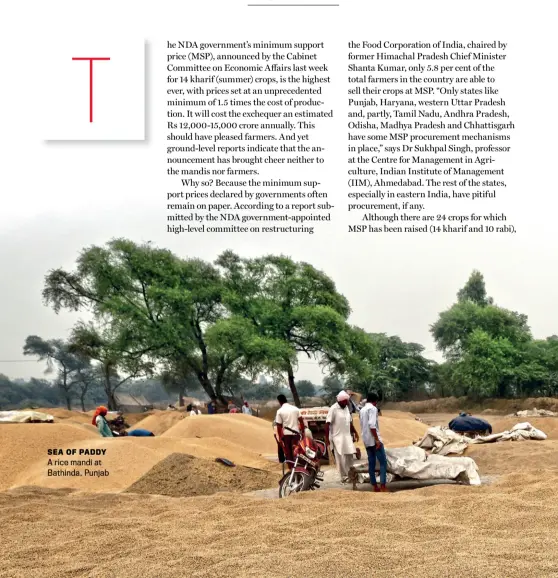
23,335,86,410
216,251,356,406
457,270,493,306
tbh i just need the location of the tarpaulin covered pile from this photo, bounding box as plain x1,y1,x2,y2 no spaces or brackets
448,414,492,434
0,410,54,423
349,446,481,487
415,422,547,455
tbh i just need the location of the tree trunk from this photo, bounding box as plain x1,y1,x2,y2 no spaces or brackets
62,370,72,410
107,389,118,411
80,392,86,412
287,364,301,408
104,367,117,410
178,389,185,407
196,372,224,405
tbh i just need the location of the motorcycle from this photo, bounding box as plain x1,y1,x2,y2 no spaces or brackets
278,429,326,498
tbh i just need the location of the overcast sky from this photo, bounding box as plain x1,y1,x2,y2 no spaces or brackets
1,1,555,385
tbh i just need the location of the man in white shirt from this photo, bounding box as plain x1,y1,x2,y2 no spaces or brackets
359,391,388,492
275,394,305,470
325,391,359,483
242,401,253,415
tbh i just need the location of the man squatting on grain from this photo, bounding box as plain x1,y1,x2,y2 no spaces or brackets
325,391,359,483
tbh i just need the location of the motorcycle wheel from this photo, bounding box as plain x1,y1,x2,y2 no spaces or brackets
278,471,313,498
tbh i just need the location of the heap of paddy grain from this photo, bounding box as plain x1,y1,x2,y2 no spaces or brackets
126,453,277,497
131,410,186,435
5,440,558,578
161,414,279,455
12,435,279,493
0,423,99,491
353,411,429,448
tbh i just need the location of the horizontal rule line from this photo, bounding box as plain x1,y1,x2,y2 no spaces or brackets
247,3,339,5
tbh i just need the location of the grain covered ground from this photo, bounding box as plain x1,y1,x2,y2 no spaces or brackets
2,410,558,577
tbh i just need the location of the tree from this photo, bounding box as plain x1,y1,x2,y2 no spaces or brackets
451,330,519,399
42,239,285,405
431,300,531,361
68,321,153,410
160,358,202,406
23,336,82,410
431,272,535,400
72,364,100,412
321,375,345,404
457,270,493,306
217,252,354,407
295,380,316,398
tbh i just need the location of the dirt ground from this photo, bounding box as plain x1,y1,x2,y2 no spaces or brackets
2,411,558,577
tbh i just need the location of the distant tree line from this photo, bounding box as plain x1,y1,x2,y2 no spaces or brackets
3,238,557,409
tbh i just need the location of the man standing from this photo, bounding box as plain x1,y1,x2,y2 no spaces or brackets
325,391,359,483
275,394,305,470
242,401,253,415
359,392,388,492
207,399,216,415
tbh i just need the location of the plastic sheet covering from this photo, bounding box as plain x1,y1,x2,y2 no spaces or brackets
350,445,480,486
415,426,471,456
416,422,547,457
0,410,55,423
469,422,547,444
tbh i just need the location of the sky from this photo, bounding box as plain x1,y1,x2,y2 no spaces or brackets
0,0,555,385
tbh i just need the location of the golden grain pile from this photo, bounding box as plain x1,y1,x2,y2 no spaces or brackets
353,411,429,448
161,413,279,455
126,453,278,497
13,435,279,492
131,410,186,435
2,413,558,577
2,451,558,578
0,423,99,491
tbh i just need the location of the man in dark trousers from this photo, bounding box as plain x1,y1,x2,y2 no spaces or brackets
359,391,389,492
275,394,305,470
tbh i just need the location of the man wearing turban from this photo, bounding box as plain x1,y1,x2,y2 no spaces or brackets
325,391,359,483
92,406,114,437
